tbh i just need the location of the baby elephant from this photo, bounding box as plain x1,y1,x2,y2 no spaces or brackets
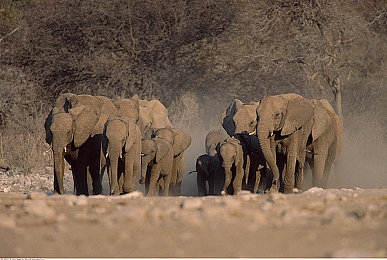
196,154,223,196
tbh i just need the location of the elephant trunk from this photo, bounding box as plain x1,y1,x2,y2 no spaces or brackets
107,146,121,195
140,156,149,185
221,162,233,195
257,127,279,191
52,146,65,194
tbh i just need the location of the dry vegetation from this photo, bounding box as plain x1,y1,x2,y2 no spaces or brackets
0,0,386,190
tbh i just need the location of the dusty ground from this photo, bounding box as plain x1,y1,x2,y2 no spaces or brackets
0,167,386,258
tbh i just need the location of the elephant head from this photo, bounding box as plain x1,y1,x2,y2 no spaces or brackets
140,137,171,184
221,99,260,136
218,137,244,195
256,94,314,191
69,105,100,148
138,99,173,136
140,137,173,196
113,98,140,124
104,116,142,195
45,108,74,194
205,128,229,156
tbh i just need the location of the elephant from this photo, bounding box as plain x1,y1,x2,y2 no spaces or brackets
140,136,174,196
217,136,245,195
234,131,273,194
195,154,224,196
256,93,314,193
149,127,192,196
205,128,229,156
103,116,142,195
44,93,118,195
138,99,173,136
305,99,343,188
221,99,260,136
112,96,140,124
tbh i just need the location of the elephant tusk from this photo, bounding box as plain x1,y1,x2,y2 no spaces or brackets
119,152,123,159
141,153,145,156
270,132,274,137
44,146,52,154
249,130,256,135
105,152,109,158
64,146,67,153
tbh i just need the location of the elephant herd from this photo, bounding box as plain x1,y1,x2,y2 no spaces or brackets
196,93,343,195
45,92,342,197
44,93,191,196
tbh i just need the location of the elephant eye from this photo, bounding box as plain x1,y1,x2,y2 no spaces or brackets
274,112,280,118
249,120,255,126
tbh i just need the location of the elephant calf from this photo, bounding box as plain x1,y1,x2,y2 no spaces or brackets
196,154,224,196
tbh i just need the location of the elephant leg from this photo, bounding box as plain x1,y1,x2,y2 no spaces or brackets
73,163,89,196
283,154,296,193
312,149,328,188
197,168,208,196
89,161,102,195
162,173,171,196
208,171,215,195
294,160,304,192
123,159,134,194
232,164,244,195
147,165,160,196
322,146,336,188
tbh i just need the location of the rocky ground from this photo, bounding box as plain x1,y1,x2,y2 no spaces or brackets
0,168,386,258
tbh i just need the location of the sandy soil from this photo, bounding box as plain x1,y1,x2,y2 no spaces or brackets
0,186,386,258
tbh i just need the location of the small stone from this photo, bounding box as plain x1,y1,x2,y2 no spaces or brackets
27,191,48,200
180,198,203,210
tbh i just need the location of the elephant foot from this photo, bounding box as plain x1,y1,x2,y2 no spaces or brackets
257,189,265,195
221,190,226,196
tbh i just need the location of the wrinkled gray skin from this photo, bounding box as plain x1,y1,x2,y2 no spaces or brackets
205,128,229,156
140,137,174,196
221,99,260,136
138,99,173,136
196,154,224,196
218,137,245,195
306,99,343,188
147,127,192,196
44,93,118,195
256,93,314,193
103,116,142,195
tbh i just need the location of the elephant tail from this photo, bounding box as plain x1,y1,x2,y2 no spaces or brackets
187,170,197,175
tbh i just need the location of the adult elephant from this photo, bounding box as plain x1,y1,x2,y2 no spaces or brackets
138,99,173,137
150,127,192,196
306,99,343,188
218,136,245,195
221,99,260,136
103,116,142,195
44,93,118,195
256,93,314,193
140,136,174,196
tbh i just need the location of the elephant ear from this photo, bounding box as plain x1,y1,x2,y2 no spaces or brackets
155,138,170,163
125,119,141,153
171,128,192,156
221,99,243,136
281,98,314,136
54,93,76,112
148,99,173,129
44,109,54,145
69,105,99,148
311,100,331,142
92,97,118,137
